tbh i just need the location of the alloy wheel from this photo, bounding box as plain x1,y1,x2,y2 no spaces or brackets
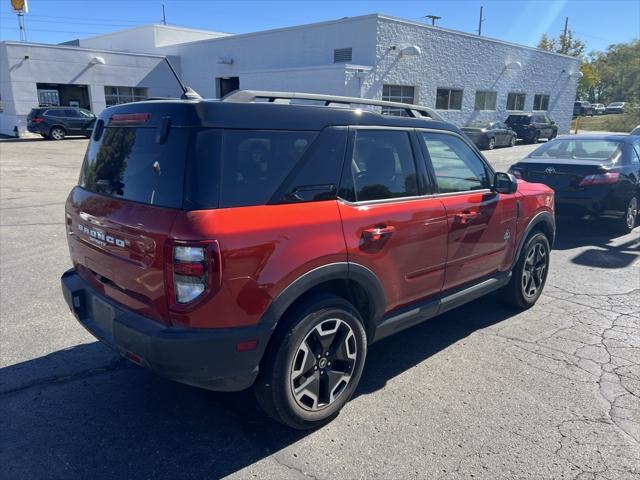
521,242,547,298
51,128,64,140
488,138,495,150
510,136,516,147
290,318,357,411
626,197,638,230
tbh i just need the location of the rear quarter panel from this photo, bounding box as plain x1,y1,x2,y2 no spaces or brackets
169,201,347,328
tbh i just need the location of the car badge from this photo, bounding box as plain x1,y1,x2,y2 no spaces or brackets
545,167,556,174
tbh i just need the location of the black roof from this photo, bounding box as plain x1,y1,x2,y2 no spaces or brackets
99,99,461,133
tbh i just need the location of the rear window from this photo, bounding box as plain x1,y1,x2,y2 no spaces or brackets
79,126,190,208
506,115,530,125
530,139,622,161
219,130,317,208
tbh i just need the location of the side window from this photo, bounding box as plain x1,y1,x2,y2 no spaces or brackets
632,142,640,165
345,130,419,202
64,109,79,117
421,133,490,193
275,128,348,203
219,130,317,208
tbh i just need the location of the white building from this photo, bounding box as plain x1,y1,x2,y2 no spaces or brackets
0,14,581,137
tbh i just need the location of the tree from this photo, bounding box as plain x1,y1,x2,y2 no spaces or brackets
537,29,586,57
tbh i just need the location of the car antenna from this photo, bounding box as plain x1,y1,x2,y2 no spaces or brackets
164,57,202,100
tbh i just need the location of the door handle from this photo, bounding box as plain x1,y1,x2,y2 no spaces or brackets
362,225,396,241
455,211,478,224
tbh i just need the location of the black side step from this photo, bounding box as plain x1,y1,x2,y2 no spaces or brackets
372,273,511,343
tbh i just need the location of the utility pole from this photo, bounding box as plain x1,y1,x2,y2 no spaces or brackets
425,14,441,26
563,16,568,38
18,12,27,41
162,3,167,25
477,6,484,36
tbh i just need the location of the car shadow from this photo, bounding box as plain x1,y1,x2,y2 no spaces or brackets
1,296,514,479
553,217,639,269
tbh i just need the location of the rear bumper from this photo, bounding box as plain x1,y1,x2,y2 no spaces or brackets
61,269,272,391
554,189,625,219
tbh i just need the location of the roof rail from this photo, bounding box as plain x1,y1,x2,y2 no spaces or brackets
222,90,443,121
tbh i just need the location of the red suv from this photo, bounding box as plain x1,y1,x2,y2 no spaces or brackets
61,91,555,429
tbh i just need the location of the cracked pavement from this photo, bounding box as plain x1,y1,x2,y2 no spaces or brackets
1,138,638,479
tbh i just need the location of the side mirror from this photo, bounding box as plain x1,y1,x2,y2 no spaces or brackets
493,172,518,194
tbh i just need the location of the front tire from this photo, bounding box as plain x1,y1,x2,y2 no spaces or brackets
254,295,367,429
509,135,516,147
487,137,496,150
502,232,550,309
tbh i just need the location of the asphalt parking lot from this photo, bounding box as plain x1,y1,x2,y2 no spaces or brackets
1,137,638,479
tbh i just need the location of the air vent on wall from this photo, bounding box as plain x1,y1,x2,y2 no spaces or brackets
333,47,353,63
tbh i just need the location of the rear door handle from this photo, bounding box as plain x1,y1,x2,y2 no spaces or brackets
362,225,396,241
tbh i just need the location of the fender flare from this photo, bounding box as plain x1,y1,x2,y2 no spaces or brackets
511,211,556,270
259,262,386,330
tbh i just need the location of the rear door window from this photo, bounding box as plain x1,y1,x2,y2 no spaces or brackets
79,125,190,208
341,130,420,202
219,130,317,208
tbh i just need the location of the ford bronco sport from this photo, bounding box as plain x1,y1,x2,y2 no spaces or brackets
61,91,555,429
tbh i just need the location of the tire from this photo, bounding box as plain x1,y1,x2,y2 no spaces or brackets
487,137,496,150
49,126,66,140
254,294,367,429
616,195,638,234
509,135,516,147
502,232,550,309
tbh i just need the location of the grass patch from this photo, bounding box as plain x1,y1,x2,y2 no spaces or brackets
572,112,639,133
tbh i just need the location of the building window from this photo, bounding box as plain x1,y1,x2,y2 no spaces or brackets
507,93,526,111
533,94,550,111
38,89,60,107
474,91,497,110
436,88,463,110
104,86,148,106
382,84,415,116
334,47,353,63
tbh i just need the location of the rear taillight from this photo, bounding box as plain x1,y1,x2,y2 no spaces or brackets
30,117,44,124
579,172,620,186
165,240,222,311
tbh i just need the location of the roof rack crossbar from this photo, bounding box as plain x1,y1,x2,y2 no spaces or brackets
222,90,443,121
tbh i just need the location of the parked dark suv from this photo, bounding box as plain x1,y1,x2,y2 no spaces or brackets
60,91,555,429
27,106,96,140
505,113,558,143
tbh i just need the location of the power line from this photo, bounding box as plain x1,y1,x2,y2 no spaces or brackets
0,13,154,24
0,25,102,35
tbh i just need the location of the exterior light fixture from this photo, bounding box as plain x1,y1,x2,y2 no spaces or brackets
218,57,234,65
505,61,522,71
569,71,583,80
90,56,106,65
400,45,421,57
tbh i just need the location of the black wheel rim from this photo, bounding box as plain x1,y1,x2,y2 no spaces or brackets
626,197,638,230
290,318,357,411
521,242,547,299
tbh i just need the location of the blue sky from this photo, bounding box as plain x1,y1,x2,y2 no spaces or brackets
1,0,638,53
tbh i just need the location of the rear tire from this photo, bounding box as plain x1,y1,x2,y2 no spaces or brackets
254,294,367,429
502,232,550,309
616,195,638,234
488,137,496,150
49,126,65,140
